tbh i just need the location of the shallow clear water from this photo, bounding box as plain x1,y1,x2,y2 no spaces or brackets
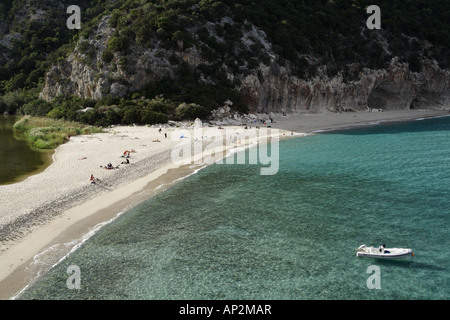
19,116,450,299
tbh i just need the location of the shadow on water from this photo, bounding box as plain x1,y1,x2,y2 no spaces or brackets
372,258,446,271
409,261,447,271
321,115,450,135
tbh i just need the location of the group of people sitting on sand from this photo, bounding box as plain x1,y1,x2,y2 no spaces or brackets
90,149,136,184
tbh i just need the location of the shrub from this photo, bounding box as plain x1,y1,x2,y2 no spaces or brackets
34,138,52,149
174,103,210,121
102,49,114,63
0,90,33,115
12,115,31,133
141,110,168,124
12,116,103,150
20,99,53,116
121,106,141,124
105,108,122,124
147,98,169,114
47,107,66,119
108,35,130,54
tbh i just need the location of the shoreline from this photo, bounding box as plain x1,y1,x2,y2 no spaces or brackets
2,162,205,300
0,149,55,186
0,109,448,300
0,123,286,300
0,115,55,186
268,109,450,133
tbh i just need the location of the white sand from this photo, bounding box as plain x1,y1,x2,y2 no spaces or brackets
0,126,178,227
0,108,448,299
0,123,286,299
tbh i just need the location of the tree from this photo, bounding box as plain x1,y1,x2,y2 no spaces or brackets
174,103,210,121
102,49,114,63
121,105,141,124
141,110,168,124
108,35,130,54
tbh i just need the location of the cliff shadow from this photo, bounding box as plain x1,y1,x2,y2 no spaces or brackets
321,114,450,135
367,87,401,111
410,89,450,110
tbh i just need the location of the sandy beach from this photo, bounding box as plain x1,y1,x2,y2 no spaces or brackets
0,108,448,299
269,109,450,133
0,122,286,299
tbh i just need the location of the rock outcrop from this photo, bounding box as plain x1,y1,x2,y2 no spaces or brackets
240,58,450,114
40,15,202,102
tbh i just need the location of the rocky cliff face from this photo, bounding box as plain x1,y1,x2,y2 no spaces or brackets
40,15,450,114
40,15,202,101
241,58,450,114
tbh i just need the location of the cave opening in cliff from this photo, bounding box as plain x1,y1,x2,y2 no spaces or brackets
367,84,400,110
410,90,443,110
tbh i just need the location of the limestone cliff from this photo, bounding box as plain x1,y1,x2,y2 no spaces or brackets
241,58,450,114
40,15,201,101
39,15,450,114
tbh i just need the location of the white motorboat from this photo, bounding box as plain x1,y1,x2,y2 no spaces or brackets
355,244,414,259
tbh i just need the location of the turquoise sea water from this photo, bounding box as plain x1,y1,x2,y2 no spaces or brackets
19,116,450,300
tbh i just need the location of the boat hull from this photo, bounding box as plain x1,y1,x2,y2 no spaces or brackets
356,248,413,259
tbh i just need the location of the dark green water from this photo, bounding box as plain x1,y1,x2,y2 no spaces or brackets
0,116,52,185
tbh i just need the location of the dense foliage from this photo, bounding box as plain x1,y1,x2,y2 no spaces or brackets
1,0,449,125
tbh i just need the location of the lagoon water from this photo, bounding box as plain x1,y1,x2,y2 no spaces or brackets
19,116,450,299
0,117,51,185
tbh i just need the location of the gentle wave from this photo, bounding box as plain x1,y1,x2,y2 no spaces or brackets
311,121,388,133
416,114,450,121
172,164,208,183
12,209,128,299
18,116,450,300
14,162,214,299
153,166,207,190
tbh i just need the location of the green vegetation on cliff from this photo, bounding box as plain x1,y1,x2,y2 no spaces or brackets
1,0,449,124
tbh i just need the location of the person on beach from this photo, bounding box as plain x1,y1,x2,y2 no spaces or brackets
90,174,95,184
